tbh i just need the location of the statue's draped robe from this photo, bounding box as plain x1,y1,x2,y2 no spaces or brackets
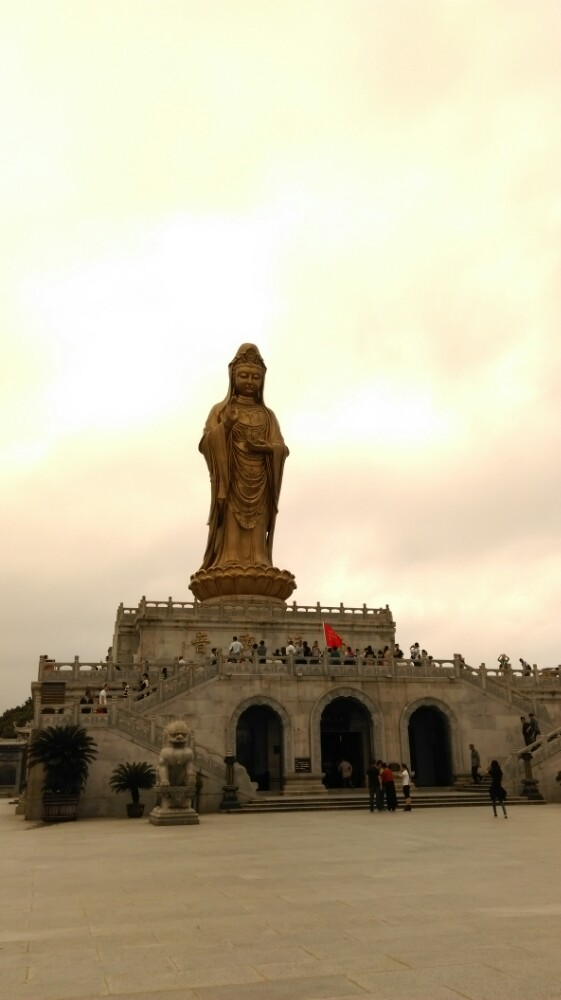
200,400,287,570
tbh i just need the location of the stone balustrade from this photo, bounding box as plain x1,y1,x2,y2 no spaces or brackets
116,597,395,624
37,652,561,687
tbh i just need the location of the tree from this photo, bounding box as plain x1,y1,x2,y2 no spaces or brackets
0,698,33,738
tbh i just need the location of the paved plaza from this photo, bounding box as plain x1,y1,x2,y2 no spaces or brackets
1,800,561,1000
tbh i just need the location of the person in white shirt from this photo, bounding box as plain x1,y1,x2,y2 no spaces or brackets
228,637,243,661
338,758,353,788
98,684,108,712
285,642,296,656
401,763,412,811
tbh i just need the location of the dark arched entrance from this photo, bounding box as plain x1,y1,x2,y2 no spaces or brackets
408,706,451,786
236,705,283,792
320,696,372,788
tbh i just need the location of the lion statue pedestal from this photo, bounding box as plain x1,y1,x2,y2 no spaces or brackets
149,720,200,827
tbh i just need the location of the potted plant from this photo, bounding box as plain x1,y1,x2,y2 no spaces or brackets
109,761,157,817
28,724,98,822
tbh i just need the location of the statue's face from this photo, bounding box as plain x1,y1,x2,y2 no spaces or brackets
165,722,189,747
234,364,262,397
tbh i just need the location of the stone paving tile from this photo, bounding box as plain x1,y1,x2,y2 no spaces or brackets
168,945,311,971
106,963,265,993
152,921,282,945
85,953,175,978
0,964,29,985
8,978,111,1000
192,976,366,999
262,927,355,948
24,948,101,973
82,992,196,1000
0,918,31,936
0,940,30,955
88,925,160,944
253,955,406,980
27,933,97,953
440,964,561,1000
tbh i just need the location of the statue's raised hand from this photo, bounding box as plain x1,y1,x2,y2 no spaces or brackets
222,402,239,432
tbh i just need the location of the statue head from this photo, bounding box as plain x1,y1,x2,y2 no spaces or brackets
228,344,266,403
163,719,192,748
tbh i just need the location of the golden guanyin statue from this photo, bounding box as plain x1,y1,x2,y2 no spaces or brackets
189,344,296,602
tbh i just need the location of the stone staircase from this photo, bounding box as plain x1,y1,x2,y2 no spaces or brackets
225,786,546,814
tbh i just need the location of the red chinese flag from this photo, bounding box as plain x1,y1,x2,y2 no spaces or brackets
323,623,343,648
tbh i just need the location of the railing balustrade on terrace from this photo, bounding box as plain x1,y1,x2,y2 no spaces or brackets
116,597,395,624
501,723,561,796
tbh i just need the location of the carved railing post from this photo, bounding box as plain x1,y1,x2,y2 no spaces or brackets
220,752,241,810
479,662,487,692
518,751,543,799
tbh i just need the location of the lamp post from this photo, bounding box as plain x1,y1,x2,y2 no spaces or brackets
220,752,241,810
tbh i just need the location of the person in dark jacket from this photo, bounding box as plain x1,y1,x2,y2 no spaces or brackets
366,759,382,813
528,713,541,742
520,716,533,746
488,760,507,818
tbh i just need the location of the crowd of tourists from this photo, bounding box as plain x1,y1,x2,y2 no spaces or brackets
222,637,439,666
333,757,411,812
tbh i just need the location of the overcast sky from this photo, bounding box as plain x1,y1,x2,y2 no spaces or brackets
2,1,561,711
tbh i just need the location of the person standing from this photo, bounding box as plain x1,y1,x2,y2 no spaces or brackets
366,759,382,812
469,743,483,784
228,636,243,661
528,713,541,742
98,684,109,713
338,758,353,788
400,763,412,811
520,716,533,746
380,763,397,811
79,689,94,714
410,642,421,662
488,760,508,818
310,641,321,662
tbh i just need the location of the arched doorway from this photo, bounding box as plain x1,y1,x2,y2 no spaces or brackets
236,705,283,792
408,706,451,786
320,696,372,788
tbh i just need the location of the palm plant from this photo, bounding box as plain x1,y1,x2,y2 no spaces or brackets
109,761,157,808
28,724,98,795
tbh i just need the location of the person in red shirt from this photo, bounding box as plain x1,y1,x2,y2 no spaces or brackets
379,761,398,812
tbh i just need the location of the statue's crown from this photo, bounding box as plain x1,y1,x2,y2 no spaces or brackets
231,344,265,371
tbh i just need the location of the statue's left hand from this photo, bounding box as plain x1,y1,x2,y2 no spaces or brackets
249,439,273,453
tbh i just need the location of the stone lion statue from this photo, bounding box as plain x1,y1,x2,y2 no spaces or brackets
158,720,195,788
150,720,199,824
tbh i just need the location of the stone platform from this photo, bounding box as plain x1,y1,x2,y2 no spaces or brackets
2,800,561,999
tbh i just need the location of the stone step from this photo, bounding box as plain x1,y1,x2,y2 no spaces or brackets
230,790,545,813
